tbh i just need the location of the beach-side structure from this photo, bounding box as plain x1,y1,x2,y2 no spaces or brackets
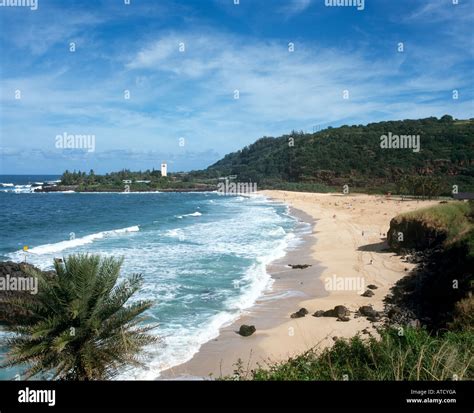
161,162,168,177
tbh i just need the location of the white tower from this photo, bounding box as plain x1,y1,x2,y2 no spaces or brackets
161,162,168,177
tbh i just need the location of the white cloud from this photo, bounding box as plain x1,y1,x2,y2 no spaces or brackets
280,0,312,16
2,23,473,172
125,31,472,128
405,0,472,23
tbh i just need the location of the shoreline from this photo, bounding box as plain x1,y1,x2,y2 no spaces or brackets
160,201,324,379
160,190,440,379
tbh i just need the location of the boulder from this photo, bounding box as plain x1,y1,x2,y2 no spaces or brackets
337,316,350,322
316,305,350,318
361,289,375,297
238,325,256,337
290,308,309,318
367,284,378,290
334,305,350,317
358,306,379,318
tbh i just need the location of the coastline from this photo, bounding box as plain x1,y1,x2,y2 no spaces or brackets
160,200,323,379
160,190,440,380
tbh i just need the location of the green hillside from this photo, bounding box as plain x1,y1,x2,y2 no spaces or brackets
203,116,474,195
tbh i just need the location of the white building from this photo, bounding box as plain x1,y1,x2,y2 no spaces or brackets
161,162,168,177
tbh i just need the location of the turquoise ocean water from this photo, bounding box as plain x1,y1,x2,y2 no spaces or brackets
0,176,304,379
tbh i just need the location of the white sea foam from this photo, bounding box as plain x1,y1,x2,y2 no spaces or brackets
184,211,202,217
165,228,184,238
117,310,237,380
25,226,140,255
120,228,296,380
1,184,35,193
267,226,286,237
119,200,299,380
226,231,295,311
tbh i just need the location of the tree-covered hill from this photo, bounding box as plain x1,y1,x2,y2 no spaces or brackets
203,116,474,194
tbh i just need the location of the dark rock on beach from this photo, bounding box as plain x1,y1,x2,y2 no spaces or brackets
238,325,256,337
288,264,312,270
367,284,378,290
312,310,325,317
290,308,309,318
361,289,375,297
358,305,379,318
313,305,350,318
333,305,350,317
337,316,350,322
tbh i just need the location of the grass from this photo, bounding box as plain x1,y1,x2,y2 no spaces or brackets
449,295,474,332
229,327,473,381
396,201,473,245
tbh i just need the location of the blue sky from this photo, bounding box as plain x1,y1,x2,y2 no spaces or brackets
0,0,473,174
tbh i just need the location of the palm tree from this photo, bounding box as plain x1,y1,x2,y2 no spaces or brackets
0,254,156,380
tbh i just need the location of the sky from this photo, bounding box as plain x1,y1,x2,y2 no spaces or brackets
0,0,473,174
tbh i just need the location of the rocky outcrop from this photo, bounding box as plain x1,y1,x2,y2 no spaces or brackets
0,261,54,326
34,185,78,193
387,216,447,252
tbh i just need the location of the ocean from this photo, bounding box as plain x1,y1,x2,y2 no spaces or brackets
0,175,304,379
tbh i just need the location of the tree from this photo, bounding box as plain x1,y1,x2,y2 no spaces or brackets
0,254,156,380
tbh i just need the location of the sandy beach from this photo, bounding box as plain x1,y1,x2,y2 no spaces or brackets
161,191,440,379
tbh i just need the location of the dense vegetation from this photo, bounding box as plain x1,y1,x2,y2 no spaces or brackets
204,116,474,195
58,169,214,192
231,328,472,381
57,116,473,195
230,201,473,381
0,255,156,380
